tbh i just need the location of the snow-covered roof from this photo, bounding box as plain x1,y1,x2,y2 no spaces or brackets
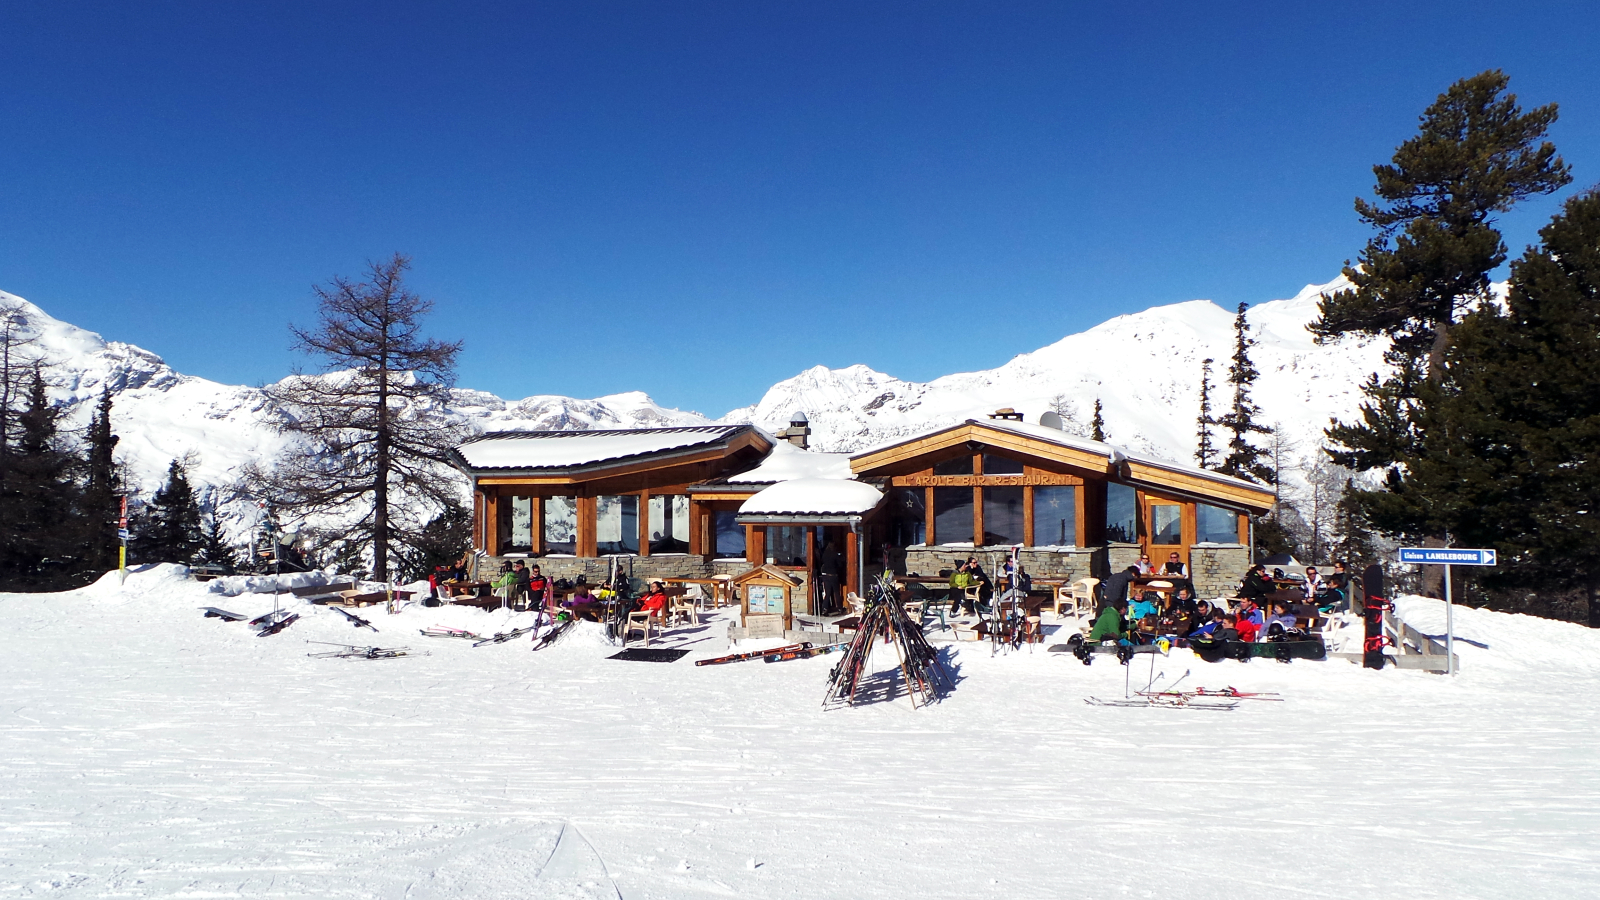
973,418,1128,465
738,478,884,517
848,417,1273,510
454,425,761,472
725,440,854,483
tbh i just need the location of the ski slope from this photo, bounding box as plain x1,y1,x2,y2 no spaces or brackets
2,568,1595,899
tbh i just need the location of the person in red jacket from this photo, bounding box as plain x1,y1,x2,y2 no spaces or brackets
638,581,669,616
1234,611,1261,642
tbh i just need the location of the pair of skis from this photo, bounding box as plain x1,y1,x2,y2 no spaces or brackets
420,625,483,641
1084,695,1238,711
696,642,812,666
307,641,425,660
765,643,847,663
332,607,377,631
1140,686,1282,701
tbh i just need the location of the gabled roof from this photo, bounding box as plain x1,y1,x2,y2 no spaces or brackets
850,418,1275,513
451,425,770,476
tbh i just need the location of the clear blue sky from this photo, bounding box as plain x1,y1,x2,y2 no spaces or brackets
2,2,1596,415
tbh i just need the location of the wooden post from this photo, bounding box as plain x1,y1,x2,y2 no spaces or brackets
1022,485,1034,547
971,485,984,547
577,495,597,559
924,487,935,546
688,500,704,557
484,489,500,557
472,489,484,551
846,530,860,598
530,495,543,556
747,525,765,565
638,490,651,557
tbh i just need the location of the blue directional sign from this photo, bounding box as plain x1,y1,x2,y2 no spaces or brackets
1398,547,1496,566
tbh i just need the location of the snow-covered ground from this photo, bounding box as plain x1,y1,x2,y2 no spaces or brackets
3,567,1596,899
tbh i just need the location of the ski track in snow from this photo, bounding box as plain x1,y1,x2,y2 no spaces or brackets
2,567,1596,899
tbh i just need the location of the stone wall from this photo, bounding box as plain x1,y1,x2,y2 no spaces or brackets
1106,543,1142,577
482,554,811,610
1189,544,1250,599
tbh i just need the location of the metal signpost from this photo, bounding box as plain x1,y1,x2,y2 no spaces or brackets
1396,547,1497,675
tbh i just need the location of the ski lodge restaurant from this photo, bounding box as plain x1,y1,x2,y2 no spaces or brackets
447,411,1275,624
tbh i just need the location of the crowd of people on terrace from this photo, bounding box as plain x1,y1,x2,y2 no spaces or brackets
1084,560,1350,647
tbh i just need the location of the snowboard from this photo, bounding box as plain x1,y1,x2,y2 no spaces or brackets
200,607,248,622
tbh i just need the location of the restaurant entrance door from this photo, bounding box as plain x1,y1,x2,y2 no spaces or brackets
1147,501,1186,571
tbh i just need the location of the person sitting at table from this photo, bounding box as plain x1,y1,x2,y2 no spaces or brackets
1219,613,1246,642
1158,594,1193,636
509,560,532,603
1172,585,1198,612
1087,598,1129,644
965,557,994,602
1161,552,1188,578
637,581,670,619
562,583,606,621
1135,554,1155,576
1237,596,1265,630
1233,609,1261,642
1264,600,1299,636
1238,564,1273,602
1301,567,1325,599
1129,591,1160,623
1190,608,1224,639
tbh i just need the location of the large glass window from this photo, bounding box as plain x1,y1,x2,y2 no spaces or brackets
714,510,745,558
982,453,1024,475
933,487,975,545
596,495,639,555
500,495,533,553
767,526,808,566
1106,483,1138,543
1032,486,1076,547
1151,504,1183,544
1197,504,1241,544
543,496,577,555
648,495,690,554
983,486,1025,545
886,487,926,547
933,455,974,476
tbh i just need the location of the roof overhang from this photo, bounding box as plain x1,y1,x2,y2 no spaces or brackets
452,426,772,483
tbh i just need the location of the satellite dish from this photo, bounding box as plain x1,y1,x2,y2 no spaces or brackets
1039,410,1064,431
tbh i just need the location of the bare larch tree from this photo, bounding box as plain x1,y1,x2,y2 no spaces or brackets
250,254,463,581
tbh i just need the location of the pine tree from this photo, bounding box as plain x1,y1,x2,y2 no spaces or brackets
0,367,81,589
245,254,464,581
196,505,238,573
133,459,204,565
77,389,122,575
1195,358,1217,469
1089,398,1106,442
1313,71,1570,476
1215,304,1274,484
1372,190,1600,625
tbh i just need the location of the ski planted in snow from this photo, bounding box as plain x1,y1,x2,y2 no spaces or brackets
695,642,810,667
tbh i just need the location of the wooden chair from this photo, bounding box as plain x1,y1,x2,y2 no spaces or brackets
1023,615,1044,644
845,592,866,616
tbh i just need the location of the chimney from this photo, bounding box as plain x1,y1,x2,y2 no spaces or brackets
988,407,1024,421
776,411,810,449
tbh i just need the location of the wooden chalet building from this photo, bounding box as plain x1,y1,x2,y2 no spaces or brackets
449,411,1275,606
848,415,1276,598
